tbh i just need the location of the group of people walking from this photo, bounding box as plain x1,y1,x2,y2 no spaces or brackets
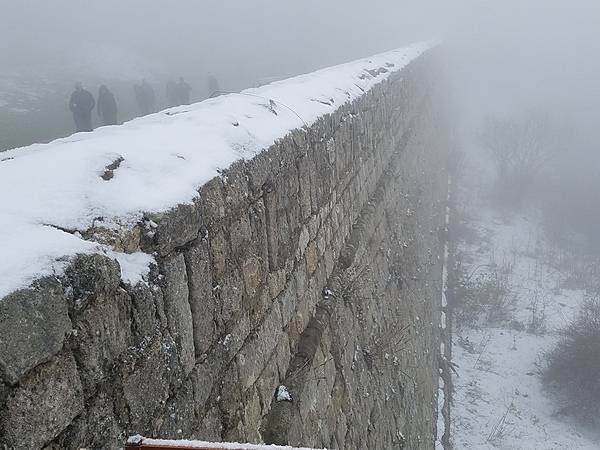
68,76,204,133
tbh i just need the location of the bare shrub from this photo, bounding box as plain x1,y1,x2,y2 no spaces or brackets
454,264,514,328
543,297,600,420
486,401,517,444
479,111,565,204
527,292,547,335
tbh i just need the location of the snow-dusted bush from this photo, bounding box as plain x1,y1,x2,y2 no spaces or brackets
543,297,600,419
454,265,514,328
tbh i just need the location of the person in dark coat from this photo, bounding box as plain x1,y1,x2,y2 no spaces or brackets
207,74,220,98
97,85,118,126
141,79,156,113
134,80,156,116
166,80,178,107
69,82,95,132
176,77,192,105
134,83,144,115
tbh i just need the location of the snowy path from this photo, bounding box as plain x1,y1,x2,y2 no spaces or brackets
451,204,600,449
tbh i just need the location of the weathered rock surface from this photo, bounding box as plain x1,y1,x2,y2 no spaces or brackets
0,352,83,450
0,279,71,385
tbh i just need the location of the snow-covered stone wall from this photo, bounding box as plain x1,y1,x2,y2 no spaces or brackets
0,43,447,449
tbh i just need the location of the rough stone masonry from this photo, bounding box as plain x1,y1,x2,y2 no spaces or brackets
0,49,448,449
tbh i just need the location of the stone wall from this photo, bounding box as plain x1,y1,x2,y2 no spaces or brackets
0,50,447,450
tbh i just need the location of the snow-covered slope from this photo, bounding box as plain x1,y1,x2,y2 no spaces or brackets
0,41,435,299
450,158,600,449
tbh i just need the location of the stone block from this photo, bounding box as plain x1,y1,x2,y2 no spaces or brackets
220,309,252,359
267,268,287,299
65,254,121,304
316,228,327,257
248,199,270,262
229,210,252,260
190,358,221,414
160,253,195,376
274,332,292,381
324,247,335,278
0,352,84,450
158,376,197,438
194,405,223,441
198,177,226,226
296,155,313,221
70,287,132,396
221,159,251,215
295,226,310,262
129,281,165,341
242,256,263,299
214,268,244,330
263,189,288,272
276,277,297,329
245,146,281,198
184,242,216,356
235,305,283,391
48,390,121,450
305,240,319,276
0,278,71,385
143,201,202,256
0,380,7,406
209,226,228,279
307,213,320,240
223,387,262,444
120,332,175,430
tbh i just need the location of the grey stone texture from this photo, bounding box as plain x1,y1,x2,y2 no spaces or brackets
0,49,447,449
0,278,71,385
1,352,83,450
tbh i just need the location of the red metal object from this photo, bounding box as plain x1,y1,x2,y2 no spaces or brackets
125,436,321,450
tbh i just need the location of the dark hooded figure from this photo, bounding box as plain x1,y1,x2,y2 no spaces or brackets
166,80,178,107
176,77,192,105
97,85,118,126
141,79,156,113
69,82,95,132
134,80,156,116
207,74,220,98
134,83,144,115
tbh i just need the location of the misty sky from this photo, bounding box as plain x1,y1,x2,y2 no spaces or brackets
0,0,445,85
2,0,600,154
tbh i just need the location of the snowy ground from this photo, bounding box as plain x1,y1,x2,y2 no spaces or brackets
450,169,600,448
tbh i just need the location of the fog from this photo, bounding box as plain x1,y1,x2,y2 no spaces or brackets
2,0,600,445
2,1,599,142
2,0,599,137
0,1,445,86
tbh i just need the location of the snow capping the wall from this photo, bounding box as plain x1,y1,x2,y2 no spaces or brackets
0,41,435,299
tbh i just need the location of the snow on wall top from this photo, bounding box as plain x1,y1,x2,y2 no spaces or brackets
0,41,435,299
